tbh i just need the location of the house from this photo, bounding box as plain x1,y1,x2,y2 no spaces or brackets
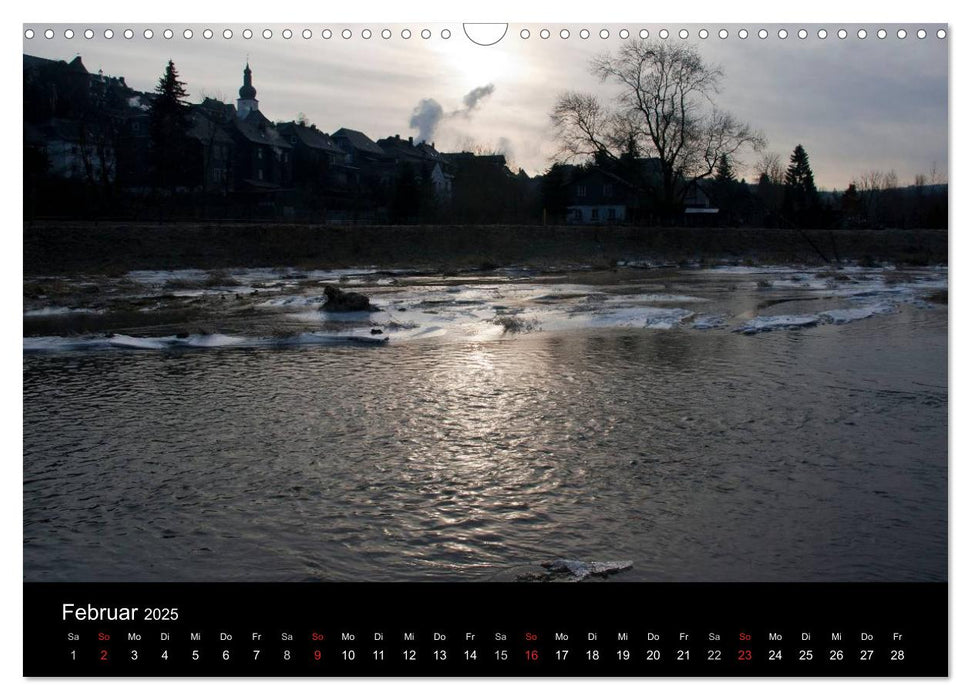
683,181,713,210
23,54,93,123
187,107,235,193
114,92,153,188
443,152,509,170
32,118,115,182
377,135,453,199
24,53,156,188
564,168,636,224
442,151,533,223
332,128,389,176
682,181,719,224
276,121,350,189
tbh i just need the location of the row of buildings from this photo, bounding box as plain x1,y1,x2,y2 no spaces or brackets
23,53,714,224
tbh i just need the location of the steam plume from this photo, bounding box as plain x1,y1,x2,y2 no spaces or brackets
407,84,496,142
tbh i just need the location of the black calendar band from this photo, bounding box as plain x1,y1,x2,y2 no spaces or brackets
24,582,947,677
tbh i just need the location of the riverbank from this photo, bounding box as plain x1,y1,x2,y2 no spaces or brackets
23,222,947,275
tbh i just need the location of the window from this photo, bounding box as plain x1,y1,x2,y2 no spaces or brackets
603,183,613,197
576,185,587,197
607,208,617,221
257,168,264,180
257,148,263,160
591,208,599,221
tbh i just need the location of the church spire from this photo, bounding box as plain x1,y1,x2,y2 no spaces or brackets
236,62,259,119
239,62,257,100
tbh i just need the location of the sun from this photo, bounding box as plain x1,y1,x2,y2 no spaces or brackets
442,40,513,90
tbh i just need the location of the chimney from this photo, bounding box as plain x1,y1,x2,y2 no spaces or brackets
408,136,413,146
395,134,400,140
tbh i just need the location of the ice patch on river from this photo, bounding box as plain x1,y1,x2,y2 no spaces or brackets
24,265,946,350
542,559,634,582
819,302,897,324
24,306,101,316
736,301,900,334
24,331,388,353
508,559,635,582
735,315,821,334
691,314,728,330
127,266,415,287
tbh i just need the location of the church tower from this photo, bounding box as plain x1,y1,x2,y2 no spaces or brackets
236,62,259,119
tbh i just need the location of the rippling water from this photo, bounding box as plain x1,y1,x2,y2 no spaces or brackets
23,281,947,582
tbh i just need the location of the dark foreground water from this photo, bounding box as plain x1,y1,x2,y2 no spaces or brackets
24,282,947,582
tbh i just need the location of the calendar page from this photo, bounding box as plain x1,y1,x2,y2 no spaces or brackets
21,18,948,678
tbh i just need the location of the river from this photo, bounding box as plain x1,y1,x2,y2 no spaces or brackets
23,264,947,582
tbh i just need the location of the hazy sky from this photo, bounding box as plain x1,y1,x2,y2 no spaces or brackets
23,22,948,189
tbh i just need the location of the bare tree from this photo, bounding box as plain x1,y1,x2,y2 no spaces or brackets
856,170,885,225
551,91,624,160
754,152,784,184
551,39,764,214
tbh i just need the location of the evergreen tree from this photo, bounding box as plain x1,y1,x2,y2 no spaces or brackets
712,154,739,223
540,163,574,224
841,183,861,227
149,60,194,190
782,144,820,226
714,154,735,183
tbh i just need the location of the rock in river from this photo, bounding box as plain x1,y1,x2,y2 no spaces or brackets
321,285,374,312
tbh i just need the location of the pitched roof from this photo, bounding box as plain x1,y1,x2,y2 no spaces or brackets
234,110,291,149
377,135,450,165
277,122,345,155
636,157,663,176
566,166,637,192
187,109,234,144
415,141,447,163
199,97,237,122
67,56,88,74
23,54,58,70
332,128,385,156
375,136,422,161
442,152,507,168
123,92,154,116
